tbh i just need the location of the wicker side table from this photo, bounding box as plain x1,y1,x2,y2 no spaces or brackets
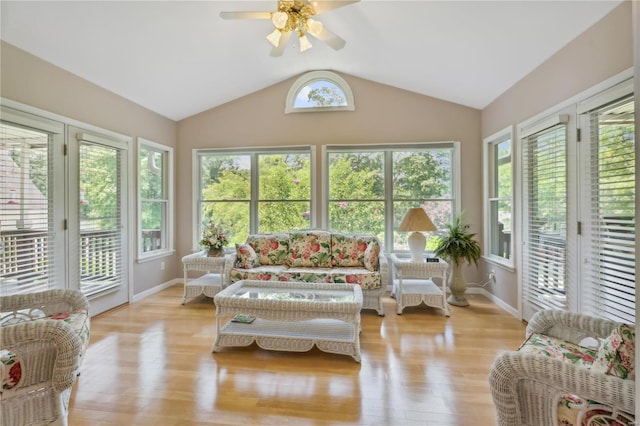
390,254,450,316
181,251,233,304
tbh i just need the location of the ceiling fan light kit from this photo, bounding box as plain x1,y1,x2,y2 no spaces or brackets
221,0,358,56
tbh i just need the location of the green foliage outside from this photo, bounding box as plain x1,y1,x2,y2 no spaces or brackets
79,143,119,231
306,84,346,107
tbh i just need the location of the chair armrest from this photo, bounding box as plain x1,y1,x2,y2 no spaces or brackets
526,309,618,344
1,320,82,392
223,253,238,287
490,351,635,426
0,289,90,323
378,253,389,289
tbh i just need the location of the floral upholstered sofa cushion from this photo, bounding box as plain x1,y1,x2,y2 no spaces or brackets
518,327,635,426
230,231,383,290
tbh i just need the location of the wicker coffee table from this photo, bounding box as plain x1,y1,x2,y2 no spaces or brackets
212,280,363,362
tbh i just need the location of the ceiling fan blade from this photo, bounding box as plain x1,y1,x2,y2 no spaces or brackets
270,31,292,57
311,26,346,50
220,11,272,20
309,0,360,15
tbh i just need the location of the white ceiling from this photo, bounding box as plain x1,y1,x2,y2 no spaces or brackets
1,1,623,121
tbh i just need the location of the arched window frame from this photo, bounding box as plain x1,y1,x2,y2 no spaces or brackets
285,71,355,114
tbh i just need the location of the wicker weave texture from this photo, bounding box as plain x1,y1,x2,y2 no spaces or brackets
0,289,90,325
1,320,82,426
213,280,363,361
489,309,635,426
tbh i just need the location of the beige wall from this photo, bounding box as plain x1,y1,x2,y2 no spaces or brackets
176,73,483,280
480,1,634,311
1,41,180,296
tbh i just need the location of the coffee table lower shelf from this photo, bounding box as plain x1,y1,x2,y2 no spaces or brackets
212,318,361,362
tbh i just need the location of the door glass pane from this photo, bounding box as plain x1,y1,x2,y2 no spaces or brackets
585,97,635,323
0,121,55,295
79,142,123,297
523,124,568,314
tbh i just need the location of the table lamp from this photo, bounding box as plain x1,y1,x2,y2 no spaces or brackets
398,207,436,262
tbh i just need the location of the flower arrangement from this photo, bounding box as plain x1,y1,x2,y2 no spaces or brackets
199,221,229,250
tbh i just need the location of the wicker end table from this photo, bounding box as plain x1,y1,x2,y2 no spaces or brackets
181,251,231,304
212,280,363,362
390,254,450,316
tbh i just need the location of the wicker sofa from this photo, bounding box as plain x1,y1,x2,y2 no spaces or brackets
227,230,388,316
1,289,91,426
489,309,635,426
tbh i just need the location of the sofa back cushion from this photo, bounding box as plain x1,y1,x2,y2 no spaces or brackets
288,231,332,267
245,234,290,265
330,233,374,267
591,323,635,380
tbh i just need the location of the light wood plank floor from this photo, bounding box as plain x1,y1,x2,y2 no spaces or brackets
68,285,526,426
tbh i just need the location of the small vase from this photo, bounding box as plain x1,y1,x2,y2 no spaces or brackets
447,262,470,307
207,247,225,257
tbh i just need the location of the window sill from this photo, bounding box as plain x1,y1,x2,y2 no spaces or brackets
136,249,176,264
482,255,515,273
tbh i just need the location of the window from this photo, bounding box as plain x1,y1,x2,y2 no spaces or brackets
325,143,458,252
484,128,514,267
285,71,354,113
137,138,174,260
195,148,313,248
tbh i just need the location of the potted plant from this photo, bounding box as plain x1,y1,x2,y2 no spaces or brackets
433,214,481,307
200,221,229,257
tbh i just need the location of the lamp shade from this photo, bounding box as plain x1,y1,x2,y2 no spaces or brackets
397,208,436,232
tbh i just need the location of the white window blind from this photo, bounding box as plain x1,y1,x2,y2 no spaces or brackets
78,136,124,297
0,119,59,295
582,96,635,324
522,122,568,315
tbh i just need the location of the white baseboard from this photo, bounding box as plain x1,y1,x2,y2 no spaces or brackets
467,287,519,319
132,278,181,303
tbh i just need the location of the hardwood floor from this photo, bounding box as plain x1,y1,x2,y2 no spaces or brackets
68,285,526,425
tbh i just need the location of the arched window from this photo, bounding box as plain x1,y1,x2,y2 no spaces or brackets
285,71,355,113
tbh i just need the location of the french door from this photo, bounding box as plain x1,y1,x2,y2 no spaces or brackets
521,79,635,323
1,106,129,314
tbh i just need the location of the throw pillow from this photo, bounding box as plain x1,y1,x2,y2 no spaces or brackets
363,241,380,271
235,243,260,269
591,323,635,380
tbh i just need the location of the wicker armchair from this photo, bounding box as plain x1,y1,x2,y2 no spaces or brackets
489,309,635,426
1,289,90,426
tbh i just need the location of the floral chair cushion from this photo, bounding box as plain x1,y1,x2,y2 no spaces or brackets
288,231,332,268
330,268,382,289
330,233,373,267
246,234,290,266
591,323,635,380
517,333,596,369
0,349,22,391
557,393,635,426
235,243,260,269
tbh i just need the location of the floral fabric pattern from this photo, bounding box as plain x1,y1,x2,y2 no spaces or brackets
557,393,634,426
0,349,22,391
592,323,635,380
363,241,380,272
246,234,290,266
235,243,260,269
330,233,374,267
230,265,289,282
517,333,596,369
330,268,382,289
288,231,332,268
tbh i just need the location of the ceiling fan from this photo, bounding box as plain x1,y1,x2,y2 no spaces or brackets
220,0,359,56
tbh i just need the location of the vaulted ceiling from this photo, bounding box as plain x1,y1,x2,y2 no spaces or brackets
1,1,623,121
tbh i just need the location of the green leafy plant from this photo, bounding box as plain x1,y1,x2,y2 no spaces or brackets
433,214,481,267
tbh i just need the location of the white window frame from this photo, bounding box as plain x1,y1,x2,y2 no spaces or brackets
483,126,515,270
192,146,316,251
322,142,460,253
285,70,355,114
137,138,174,261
